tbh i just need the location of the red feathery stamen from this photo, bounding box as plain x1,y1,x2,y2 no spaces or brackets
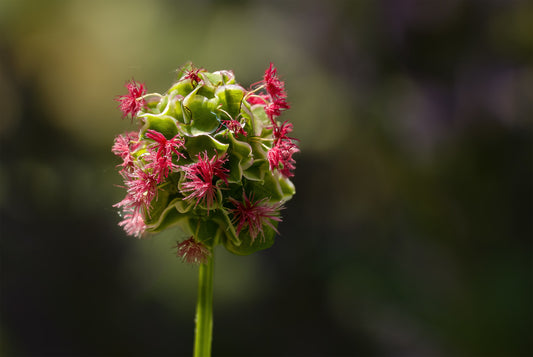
114,167,158,216
145,130,185,183
268,141,299,178
267,120,299,177
228,192,282,242
264,63,287,101
222,119,247,136
116,80,147,119
175,237,211,264
180,151,229,212
118,210,146,238
112,131,140,173
182,66,204,86
246,94,269,105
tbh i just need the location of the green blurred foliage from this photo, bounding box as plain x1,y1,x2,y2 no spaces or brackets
0,0,531,356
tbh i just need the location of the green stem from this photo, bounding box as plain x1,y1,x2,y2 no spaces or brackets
193,250,214,357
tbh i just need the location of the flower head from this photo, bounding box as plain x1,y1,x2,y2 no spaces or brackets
112,64,296,255
175,237,211,264
180,151,229,212
116,80,147,119
229,192,283,242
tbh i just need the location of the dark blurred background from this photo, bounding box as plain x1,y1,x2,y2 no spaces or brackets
1,0,531,356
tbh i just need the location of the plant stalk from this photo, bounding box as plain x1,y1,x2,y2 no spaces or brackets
193,250,214,357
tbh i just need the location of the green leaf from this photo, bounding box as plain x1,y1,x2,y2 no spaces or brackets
153,96,168,113
182,94,220,135
200,72,223,86
187,215,222,248
223,223,277,256
147,205,188,233
145,190,171,226
202,70,236,86
249,140,269,162
214,132,253,183
251,105,272,137
233,142,253,170
169,79,195,97
242,159,268,182
146,196,191,233
217,70,236,84
185,135,229,158
162,90,185,123
219,208,240,246
245,172,284,203
226,154,243,183
215,85,245,119
196,72,218,98
279,176,296,199
197,85,216,99
141,116,179,140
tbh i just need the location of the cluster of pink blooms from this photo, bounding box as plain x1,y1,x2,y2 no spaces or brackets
249,64,299,177
112,63,298,262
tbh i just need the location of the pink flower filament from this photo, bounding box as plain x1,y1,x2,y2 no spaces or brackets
116,80,147,119
268,120,299,178
145,130,185,183
175,237,211,264
112,131,140,174
228,192,282,242
222,119,247,136
180,151,229,212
